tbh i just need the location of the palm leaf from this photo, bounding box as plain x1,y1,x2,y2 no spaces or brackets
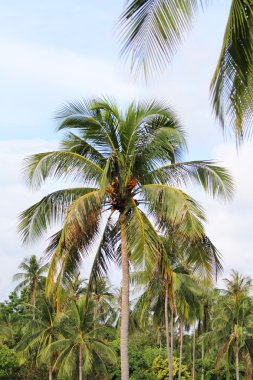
24,151,103,189
210,0,253,141
45,190,102,294
142,183,205,237
119,0,208,77
152,160,234,199
18,187,97,244
127,199,162,270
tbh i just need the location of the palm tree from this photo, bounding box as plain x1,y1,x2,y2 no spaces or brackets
89,277,116,326
119,1,253,141
18,97,233,379
17,293,59,380
197,279,214,380
131,232,221,380
55,271,87,312
47,296,115,380
13,255,48,319
205,272,253,380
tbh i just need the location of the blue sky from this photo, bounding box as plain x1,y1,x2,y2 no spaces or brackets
1,1,253,299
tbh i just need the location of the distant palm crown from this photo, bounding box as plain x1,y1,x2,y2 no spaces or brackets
18,98,233,292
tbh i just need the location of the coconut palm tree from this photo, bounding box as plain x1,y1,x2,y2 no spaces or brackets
119,1,253,141
131,231,221,380
89,277,116,326
197,279,215,380
204,272,253,380
18,97,233,379
13,255,48,319
17,293,59,380
47,296,115,380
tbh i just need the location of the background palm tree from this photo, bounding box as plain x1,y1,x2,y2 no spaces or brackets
204,272,253,380
119,0,253,141
47,296,115,380
131,231,221,380
17,293,59,380
18,97,232,379
13,255,48,319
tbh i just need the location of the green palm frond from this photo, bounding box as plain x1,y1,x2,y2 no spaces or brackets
152,160,234,199
18,188,96,244
142,183,205,237
127,199,162,270
57,98,121,154
119,0,208,77
88,218,120,291
24,151,103,189
186,235,223,279
210,0,253,141
46,190,102,293
60,132,107,164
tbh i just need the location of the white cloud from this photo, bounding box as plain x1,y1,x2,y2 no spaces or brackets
0,139,57,298
0,40,140,101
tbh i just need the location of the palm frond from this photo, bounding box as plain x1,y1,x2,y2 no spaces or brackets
18,187,96,244
127,199,162,271
210,0,253,141
88,218,120,292
119,0,208,77
152,160,234,199
142,183,205,237
186,235,223,279
45,190,102,294
24,151,103,189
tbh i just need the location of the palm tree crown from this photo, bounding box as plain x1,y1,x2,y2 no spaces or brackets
19,98,232,286
13,255,48,306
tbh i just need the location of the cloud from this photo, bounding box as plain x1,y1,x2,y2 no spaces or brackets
0,139,57,298
0,40,140,100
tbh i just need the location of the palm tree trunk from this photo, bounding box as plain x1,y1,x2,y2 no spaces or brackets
79,344,82,380
201,341,205,380
165,282,171,379
32,290,36,320
235,339,240,380
169,309,174,380
49,365,53,380
178,320,183,380
192,326,196,380
120,213,129,380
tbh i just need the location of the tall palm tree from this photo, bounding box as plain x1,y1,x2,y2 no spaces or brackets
13,255,48,319
18,97,233,379
131,232,221,380
119,1,253,141
197,279,215,380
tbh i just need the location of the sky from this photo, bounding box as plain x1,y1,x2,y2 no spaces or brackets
1,0,253,299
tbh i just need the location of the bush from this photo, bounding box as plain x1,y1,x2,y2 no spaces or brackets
151,355,191,380
0,345,20,379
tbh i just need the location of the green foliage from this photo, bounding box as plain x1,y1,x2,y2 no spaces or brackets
0,345,20,379
151,355,190,380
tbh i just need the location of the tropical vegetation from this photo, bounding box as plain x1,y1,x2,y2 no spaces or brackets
1,262,253,379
